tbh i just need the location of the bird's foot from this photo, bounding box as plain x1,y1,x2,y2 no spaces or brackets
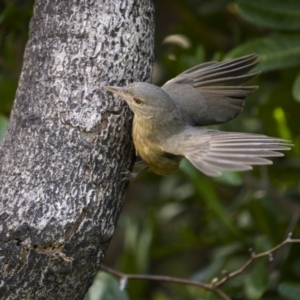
121,169,138,181
121,166,149,181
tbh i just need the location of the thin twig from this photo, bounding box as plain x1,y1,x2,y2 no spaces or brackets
101,236,300,300
215,236,300,287
244,173,300,271
100,265,212,289
100,265,230,300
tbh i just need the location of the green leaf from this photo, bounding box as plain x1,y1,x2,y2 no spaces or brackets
180,159,243,238
278,282,300,300
198,0,230,15
121,217,152,273
292,259,300,277
0,80,17,114
225,34,300,72
244,259,268,299
236,1,300,31
192,258,225,282
84,272,130,300
273,107,292,140
292,71,300,102
136,224,152,272
213,171,243,186
236,0,300,10
0,115,8,141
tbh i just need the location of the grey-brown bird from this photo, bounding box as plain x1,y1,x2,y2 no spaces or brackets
105,54,292,177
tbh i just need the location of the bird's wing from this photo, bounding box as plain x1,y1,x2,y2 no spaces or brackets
163,128,292,177
162,54,260,126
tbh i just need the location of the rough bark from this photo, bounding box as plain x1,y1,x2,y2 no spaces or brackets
0,0,154,299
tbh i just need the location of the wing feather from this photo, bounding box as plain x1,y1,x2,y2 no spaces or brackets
162,54,260,126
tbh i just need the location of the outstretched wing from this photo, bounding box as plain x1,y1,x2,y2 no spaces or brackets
163,128,292,177
162,54,260,126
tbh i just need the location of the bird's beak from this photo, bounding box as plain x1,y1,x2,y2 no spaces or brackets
104,86,127,98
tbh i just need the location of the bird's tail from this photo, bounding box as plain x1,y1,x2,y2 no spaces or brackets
164,128,292,177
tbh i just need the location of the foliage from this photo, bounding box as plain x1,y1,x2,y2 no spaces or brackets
84,272,129,300
1,0,300,299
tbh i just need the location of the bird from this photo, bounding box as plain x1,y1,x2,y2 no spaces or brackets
105,54,292,177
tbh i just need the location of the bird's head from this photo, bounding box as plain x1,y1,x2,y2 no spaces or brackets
105,82,176,118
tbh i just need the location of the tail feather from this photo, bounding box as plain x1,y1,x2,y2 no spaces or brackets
207,150,284,157
164,128,292,177
187,156,222,177
205,155,272,165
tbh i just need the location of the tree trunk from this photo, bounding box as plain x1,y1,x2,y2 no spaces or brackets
0,1,154,299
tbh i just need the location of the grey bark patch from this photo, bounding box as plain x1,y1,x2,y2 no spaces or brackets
0,0,154,299
65,209,87,241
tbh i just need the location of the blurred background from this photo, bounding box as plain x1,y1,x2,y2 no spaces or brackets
1,0,300,299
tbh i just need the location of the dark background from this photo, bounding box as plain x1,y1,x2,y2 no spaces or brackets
1,0,300,299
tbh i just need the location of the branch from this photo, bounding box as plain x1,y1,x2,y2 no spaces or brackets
100,265,230,300
101,235,300,300
215,234,300,287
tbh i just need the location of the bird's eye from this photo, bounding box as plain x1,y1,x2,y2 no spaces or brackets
133,98,143,105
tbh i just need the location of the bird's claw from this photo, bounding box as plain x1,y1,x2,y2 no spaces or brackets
121,169,137,181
